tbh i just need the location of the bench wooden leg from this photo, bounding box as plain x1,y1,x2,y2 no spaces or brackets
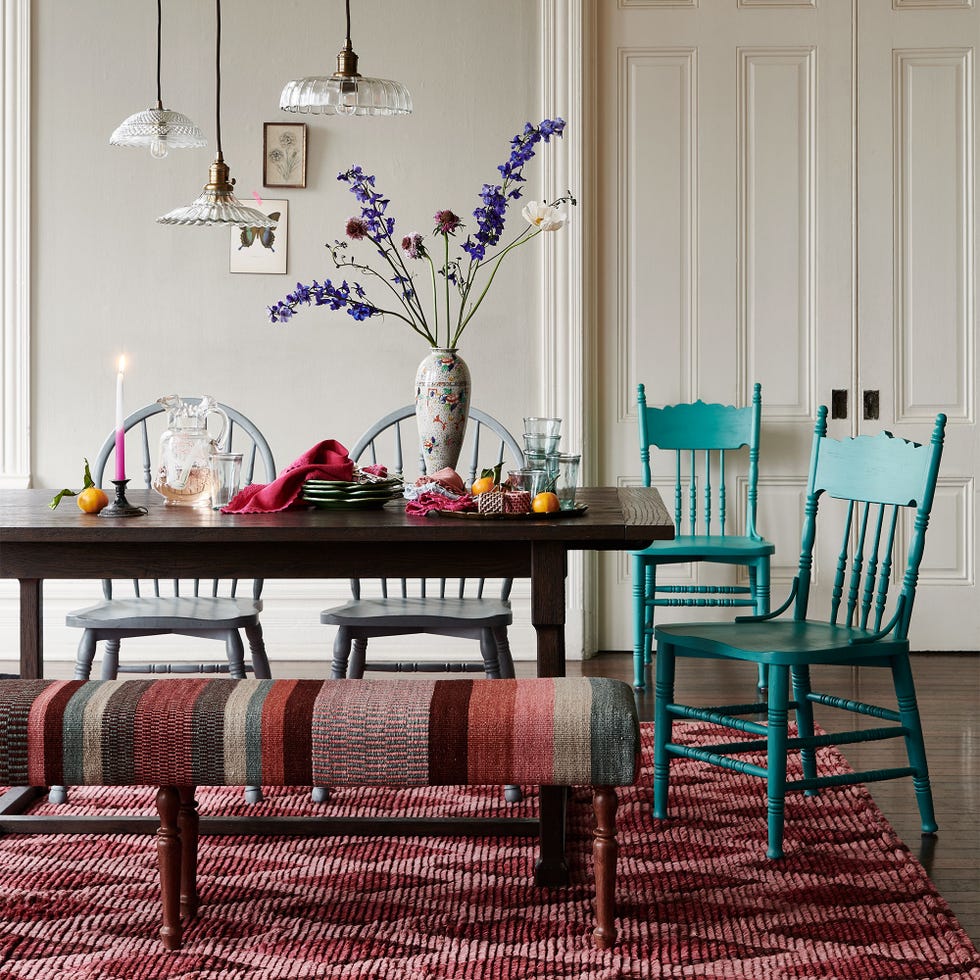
155,786,183,951
592,786,618,949
178,787,199,920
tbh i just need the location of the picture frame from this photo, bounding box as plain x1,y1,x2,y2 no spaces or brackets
229,199,288,275
263,122,307,188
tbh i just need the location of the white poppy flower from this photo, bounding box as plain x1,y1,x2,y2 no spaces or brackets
522,201,567,232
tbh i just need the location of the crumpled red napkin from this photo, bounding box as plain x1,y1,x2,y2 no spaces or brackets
221,439,354,514
405,491,475,517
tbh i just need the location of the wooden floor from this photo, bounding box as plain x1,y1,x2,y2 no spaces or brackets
575,651,980,947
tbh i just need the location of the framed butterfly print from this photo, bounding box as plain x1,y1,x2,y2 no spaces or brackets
229,199,288,275
263,123,307,188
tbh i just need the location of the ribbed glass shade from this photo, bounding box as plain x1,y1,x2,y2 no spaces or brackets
279,74,412,116
109,107,206,150
157,158,276,227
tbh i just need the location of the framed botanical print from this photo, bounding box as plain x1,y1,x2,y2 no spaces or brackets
229,199,288,275
263,122,307,188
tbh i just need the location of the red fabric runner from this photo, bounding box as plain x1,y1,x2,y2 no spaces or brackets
221,440,354,514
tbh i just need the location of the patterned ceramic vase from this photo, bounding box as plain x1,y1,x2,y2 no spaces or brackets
415,347,471,475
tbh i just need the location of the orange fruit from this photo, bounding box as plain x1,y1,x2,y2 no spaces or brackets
531,491,560,514
471,476,496,496
77,486,109,514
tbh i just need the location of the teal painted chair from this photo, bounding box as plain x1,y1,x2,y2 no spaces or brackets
652,407,946,859
631,383,775,691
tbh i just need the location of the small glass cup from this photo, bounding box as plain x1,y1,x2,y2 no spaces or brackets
507,467,549,497
523,432,561,455
523,417,562,438
209,452,243,510
523,450,560,492
555,453,581,510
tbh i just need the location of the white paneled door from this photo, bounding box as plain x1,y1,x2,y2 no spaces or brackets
595,0,979,652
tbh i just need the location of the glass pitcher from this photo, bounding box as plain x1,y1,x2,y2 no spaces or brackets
153,395,230,506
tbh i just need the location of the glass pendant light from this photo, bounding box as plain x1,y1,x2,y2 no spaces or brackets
158,0,275,228
109,0,206,158
279,0,412,116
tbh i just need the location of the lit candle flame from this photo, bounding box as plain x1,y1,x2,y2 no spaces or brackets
118,354,126,373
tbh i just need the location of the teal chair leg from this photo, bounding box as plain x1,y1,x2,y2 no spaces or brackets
891,653,938,835
643,564,656,665
751,560,771,693
631,554,648,690
766,665,790,860
790,665,818,792
652,640,676,820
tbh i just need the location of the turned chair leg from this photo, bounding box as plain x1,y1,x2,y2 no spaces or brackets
177,787,199,920
592,786,619,949
156,786,183,951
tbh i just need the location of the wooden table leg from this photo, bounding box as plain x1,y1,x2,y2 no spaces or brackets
19,579,42,679
531,541,570,885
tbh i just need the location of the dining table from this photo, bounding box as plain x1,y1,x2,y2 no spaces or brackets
0,484,672,884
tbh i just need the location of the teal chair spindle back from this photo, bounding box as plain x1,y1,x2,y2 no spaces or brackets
793,405,946,637
651,407,947,860
639,383,763,539
631,383,774,690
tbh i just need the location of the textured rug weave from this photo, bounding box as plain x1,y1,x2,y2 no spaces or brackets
0,723,976,980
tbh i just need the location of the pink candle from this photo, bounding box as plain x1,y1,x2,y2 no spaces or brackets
114,356,126,481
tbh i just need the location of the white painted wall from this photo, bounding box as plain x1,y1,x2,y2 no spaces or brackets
2,0,564,668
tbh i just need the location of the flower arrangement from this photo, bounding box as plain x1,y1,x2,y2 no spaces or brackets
268,118,574,349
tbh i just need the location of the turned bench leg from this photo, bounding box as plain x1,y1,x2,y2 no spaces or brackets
592,786,619,950
178,787,199,920
156,786,183,951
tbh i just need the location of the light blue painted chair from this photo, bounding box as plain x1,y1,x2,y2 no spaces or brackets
652,407,946,859
631,383,775,691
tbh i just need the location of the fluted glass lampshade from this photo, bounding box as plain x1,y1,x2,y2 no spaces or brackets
280,73,412,116
110,107,206,158
279,0,411,117
157,157,276,227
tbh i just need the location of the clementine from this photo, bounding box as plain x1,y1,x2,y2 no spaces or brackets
531,491,560,514
77,486,109,514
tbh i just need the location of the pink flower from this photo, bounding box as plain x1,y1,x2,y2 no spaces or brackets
433,210,462,235
401,233,425,259
346,217,370,240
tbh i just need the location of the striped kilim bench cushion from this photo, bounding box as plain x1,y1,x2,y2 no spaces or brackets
0,676,639,789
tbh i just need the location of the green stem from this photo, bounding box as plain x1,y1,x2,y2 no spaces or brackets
426,253,440,345
452,228,541,346
444,233,451,349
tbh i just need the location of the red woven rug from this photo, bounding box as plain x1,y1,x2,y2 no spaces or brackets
0,723,976,980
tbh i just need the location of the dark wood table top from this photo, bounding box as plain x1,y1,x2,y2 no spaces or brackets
0,486,672,554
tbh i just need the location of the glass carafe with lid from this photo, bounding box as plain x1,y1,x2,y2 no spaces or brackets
153,395,230,506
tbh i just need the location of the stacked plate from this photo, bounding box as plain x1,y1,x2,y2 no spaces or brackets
301,478,404,510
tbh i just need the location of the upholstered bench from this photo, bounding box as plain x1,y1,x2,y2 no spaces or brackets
0,676,638,951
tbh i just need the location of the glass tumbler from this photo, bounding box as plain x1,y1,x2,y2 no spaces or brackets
523,417,562,438
523,450,560,493
507,468,549,497
523,432,561,455
555,453,581,510
209,453,243,510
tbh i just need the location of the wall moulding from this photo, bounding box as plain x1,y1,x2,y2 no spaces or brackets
1,0,31,488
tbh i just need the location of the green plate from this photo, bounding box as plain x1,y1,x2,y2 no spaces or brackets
302,488,402,501
305,478,402,491
303,496,395,510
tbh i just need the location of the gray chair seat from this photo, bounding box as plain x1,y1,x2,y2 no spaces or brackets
67,596,263,632
322,596,510,631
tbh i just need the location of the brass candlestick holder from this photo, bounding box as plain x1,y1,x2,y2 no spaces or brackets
98,479,148,518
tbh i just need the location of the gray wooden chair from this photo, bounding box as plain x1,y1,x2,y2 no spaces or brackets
317,405,525,803
55,399,276,805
